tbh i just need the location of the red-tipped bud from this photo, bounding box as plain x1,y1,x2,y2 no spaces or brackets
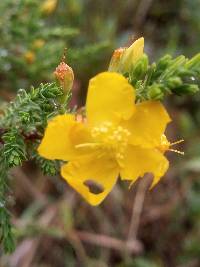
108,47,125,72
108,37,144,73
54,61,74,93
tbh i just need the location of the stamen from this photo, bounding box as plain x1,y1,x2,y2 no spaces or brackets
90,123,130,163
75,143,101,149
168,148,184,155
170,139,184,146
158,135,184,155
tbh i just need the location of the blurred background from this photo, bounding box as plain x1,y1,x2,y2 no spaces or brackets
0,0,200,266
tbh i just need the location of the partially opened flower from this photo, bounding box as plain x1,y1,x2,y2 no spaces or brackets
121,37,144,72
109,37,144,73
38,72,175,206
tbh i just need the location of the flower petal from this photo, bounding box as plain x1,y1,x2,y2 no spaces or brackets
61,156,119,206
120,145,169,186
86,72,135,126
38,114,93,161
122,101,171,148
121,37,144,72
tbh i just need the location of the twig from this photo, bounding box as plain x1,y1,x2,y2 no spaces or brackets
9,205,57,267
67,231,89,265
75,230,143,255
127,175,151,241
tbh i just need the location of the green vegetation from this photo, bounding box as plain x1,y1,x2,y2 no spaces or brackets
0,0,200,266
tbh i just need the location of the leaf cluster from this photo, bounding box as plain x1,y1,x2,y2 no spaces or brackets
0,82,68,252
128,53,200,102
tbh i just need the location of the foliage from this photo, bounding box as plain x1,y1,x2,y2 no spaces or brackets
0,0,200,266
0,48,199,253
129,53,200,101
0,82,70,252
0,0,114,91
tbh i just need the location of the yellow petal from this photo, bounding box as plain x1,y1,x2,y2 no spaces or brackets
120,145,169,186
61,156,119,206
121,37,144,72
86,72,135,126
122,101,171,148
38,114,93,161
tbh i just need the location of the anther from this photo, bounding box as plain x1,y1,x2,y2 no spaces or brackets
168,149,184,155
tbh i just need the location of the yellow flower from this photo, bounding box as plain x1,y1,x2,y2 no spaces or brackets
24,51,36,64
38,72,173,206
41,0,57,15
32,39,45,49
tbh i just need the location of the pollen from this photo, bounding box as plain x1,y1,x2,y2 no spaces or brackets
54,62,73,81
112,48,125,59
91,122,130,164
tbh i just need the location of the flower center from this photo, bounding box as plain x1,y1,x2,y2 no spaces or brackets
91,122,130,163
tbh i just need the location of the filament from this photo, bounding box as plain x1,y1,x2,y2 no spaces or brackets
170,139,184,146
168,148,184,155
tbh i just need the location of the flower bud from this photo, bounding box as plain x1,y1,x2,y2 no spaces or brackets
157,55,172,70
32,39,45,49
41,0,57,15
108,47,125,72
54,61,74,93
167,77,182,89
132,54,148,79
147,84,164,100
120,37,144,73
173,84,199,95
24,51,36,64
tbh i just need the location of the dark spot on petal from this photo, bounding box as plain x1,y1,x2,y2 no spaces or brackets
84,180,104,194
